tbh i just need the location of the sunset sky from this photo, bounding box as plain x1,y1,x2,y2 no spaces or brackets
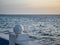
0,0,60,14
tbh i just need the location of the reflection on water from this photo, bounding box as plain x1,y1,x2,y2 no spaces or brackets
0,15,60,45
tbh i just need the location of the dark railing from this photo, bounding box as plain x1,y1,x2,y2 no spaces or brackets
0,38,9,45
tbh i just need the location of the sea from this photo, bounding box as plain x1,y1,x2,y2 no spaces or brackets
0,14,60,45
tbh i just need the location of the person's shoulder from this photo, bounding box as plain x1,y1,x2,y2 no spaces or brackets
9,32,16,36
17,33,29,37
16,34,29,41
24,34,29,38
23,33,29,36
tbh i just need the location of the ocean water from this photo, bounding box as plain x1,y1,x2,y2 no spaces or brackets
0,15,60,45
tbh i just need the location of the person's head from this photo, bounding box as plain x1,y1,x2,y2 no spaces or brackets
13,24,24,34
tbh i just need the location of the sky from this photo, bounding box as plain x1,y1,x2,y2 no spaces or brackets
0,0,60,14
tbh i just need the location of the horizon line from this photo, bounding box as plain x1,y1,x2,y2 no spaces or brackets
0,13,60,15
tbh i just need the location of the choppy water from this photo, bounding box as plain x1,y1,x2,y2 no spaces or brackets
0,15,60,45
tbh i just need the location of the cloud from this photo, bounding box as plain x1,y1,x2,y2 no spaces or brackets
0,5,60,14
0,0,60,14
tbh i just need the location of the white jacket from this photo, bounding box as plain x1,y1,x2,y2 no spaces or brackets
9,33,30,45
16,34,29,45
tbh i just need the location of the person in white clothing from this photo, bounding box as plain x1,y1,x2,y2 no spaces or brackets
13,24,29,45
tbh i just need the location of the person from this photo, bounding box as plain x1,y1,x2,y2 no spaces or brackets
13,24,29,45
